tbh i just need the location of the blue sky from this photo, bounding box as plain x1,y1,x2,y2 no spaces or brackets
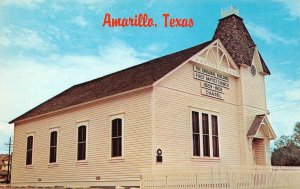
0,0,299,153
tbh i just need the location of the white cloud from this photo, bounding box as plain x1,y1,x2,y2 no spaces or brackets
0,26,56,52
72,16,88,27
246,23,298,45
273,0,300,18
0,40,152,126
266,73,300,137
0,0,45,9
146,42,169,53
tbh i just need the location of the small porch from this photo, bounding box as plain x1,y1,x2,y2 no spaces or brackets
247,114,276,166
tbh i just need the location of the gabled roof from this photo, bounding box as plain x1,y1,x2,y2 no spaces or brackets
247,114,276,139
213,15,271,75
10,41,211,123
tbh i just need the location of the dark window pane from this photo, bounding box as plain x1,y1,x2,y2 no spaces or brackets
112,138,117,157
78,127,82,142
202,113,209,134
112,138,122,157
27,136,33,150
77,142,86,160
202,113,210,156
50,131,57,146
117,137,122,156
82,126,86,142
193,134,200,156
112,118,122,157
192,111,199,133
49,131,58,163
212,115,218,135
26,136,33,165
49,147,57,163
112,119,118,137
26,150,32,165
77,126,86,161
213,136,219,157
203,135,210,156
112,119,122,137
117,120,122,136
78,126,86,142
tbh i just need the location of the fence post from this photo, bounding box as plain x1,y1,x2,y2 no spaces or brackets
210,166,214,187
140,174,143,189
166,175,168,189
196,174,198,189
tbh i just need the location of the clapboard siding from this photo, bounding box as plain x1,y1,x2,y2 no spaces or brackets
154,62,243,167
12,88,152,187
242,58,267,110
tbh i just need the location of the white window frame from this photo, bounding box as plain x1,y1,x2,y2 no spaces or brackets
76,121,88,163
48,127,59,165
190,108,220,159
110,114,125,160
25,132,35,167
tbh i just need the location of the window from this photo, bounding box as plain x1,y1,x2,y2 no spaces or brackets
202,113,210,157
77,125,87,161
49,130,58,163
251,65,256,76
191,110,219,158
212,115,219,157
111,117,123,157
26,135,33,165
192,111,200,156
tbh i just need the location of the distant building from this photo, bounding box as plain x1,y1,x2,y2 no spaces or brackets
0,154,9,182
10,11,276,188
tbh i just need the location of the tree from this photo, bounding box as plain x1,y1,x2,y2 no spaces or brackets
271,122,300,166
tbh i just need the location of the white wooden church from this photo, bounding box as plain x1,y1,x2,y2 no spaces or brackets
10,9,277,188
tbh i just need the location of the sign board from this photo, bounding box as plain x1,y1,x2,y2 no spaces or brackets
194,66,229,100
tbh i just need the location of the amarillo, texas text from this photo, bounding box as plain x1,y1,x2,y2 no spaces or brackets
102,13,194,27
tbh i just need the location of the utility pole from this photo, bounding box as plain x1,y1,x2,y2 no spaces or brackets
5,137,13,184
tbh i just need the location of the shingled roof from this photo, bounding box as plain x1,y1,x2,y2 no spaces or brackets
10,41,211,123
247,114,276,139
213,14,270,75
247,114,265,137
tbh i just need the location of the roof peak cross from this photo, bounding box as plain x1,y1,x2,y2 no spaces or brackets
221,6,240,18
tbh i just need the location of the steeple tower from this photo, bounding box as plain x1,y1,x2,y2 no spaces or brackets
213,8,270,75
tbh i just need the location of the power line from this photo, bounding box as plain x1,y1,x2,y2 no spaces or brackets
272,105,300,110
269,100,300,109
270,106,300,112
270,104,300,110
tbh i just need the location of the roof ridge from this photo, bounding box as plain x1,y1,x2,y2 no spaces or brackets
74,42,211,88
